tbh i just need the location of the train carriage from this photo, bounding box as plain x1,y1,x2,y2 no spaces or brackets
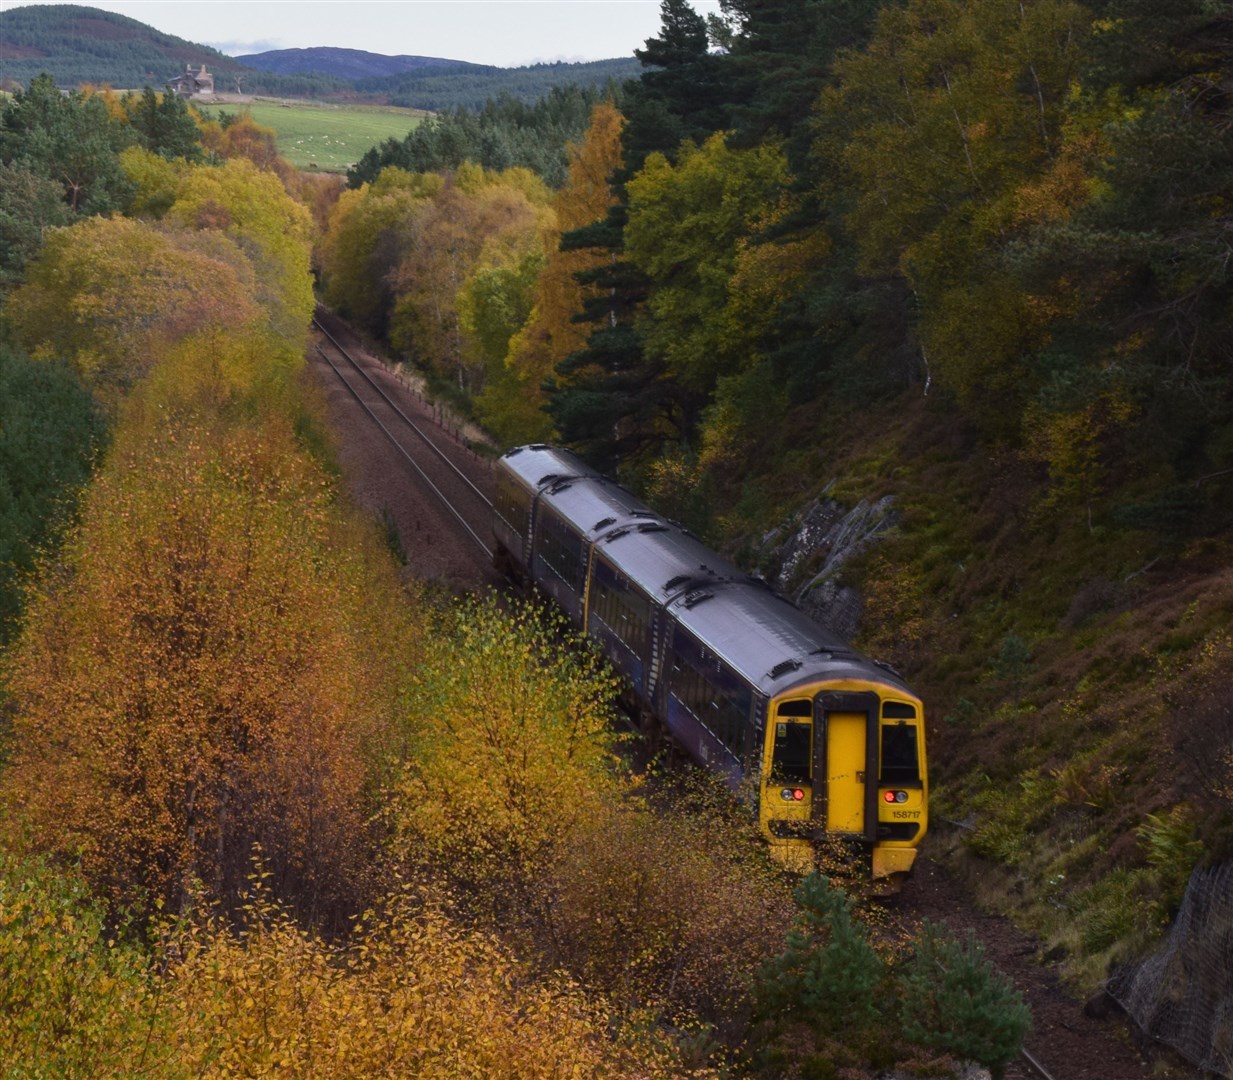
491,444,927,883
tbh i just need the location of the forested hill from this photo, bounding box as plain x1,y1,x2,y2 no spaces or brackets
354,57,642,111
0,4,639,107
0,4,247,89
234,46,487,81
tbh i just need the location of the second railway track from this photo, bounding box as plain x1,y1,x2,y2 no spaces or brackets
309,312,498,574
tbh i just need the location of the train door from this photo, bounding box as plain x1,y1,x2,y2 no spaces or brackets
825,712,866,832
814,692,879,841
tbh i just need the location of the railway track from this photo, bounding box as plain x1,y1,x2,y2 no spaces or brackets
1022,1046,1063,1080
309,314,496,568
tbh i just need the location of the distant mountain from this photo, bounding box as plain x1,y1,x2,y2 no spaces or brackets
236,47,489,81
358,57,642,112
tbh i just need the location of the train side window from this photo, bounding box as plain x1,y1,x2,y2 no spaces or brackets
539,511,584,591
880,723,920,784
496,477,528,533
771,720,811,782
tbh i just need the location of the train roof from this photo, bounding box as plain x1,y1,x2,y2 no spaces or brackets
499,445,914,704
594,516,745,605
498,444,599,492
669,579,911,699
538,475,660,543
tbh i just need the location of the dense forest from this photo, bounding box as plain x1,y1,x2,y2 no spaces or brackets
2,0,1232,1073
0,43,1035,1080
348,83,626,188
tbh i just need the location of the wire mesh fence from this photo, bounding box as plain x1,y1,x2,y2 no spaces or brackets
1107,859,1233,1077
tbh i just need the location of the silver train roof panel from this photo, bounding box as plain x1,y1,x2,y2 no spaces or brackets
596,519,748,604
538,476,661,543
669,580,908,698
498,444,599,492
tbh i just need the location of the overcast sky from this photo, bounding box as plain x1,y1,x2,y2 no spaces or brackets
5,0,723,67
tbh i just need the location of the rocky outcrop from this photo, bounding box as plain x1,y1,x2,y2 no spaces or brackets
756,492,898,641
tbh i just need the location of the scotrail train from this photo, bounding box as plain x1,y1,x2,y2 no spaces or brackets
492,444,927,884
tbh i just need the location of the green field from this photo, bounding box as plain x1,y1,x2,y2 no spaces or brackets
195,99,427,172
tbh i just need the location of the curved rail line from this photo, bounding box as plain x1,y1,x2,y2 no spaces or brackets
310,317,493,560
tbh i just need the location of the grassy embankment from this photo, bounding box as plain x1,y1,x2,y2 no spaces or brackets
195,99,428,171
726,389,1233,994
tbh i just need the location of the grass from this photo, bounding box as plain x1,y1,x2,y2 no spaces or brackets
195,99,428,172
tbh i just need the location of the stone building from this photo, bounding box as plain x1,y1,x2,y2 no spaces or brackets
167,64,214,98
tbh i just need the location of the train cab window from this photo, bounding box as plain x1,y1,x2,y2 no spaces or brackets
879,723,920,784
770,706,812,783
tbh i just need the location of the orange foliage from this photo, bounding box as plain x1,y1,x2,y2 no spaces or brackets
7,215,261,403
530,800,793,1031
1,407,409,925
504,103,625,416
162,883,707,1079
198,111,299,192
389,174,548,390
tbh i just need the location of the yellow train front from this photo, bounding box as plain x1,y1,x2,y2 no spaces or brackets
492,445,927,885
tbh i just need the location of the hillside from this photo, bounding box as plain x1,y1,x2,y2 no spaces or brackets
236,46,487,80
0,3,245,88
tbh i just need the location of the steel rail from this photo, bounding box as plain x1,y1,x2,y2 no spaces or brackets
1020,1046,1062,1080
311,316,492,510
312,342,493,559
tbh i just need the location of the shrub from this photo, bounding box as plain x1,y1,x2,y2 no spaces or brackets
530,798,791,1033
0,854,169,1078
896,921,1031,1070
385,595,626,904
165,878,705,1079
754,873,886,1038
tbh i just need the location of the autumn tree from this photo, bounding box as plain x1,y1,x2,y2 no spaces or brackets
7,215,261,402
385,596,624,912
625,132,791,395
460,234,546,443
197,109,296,189
388,165,551,392
816,0,1091,413
0,854,167,1079
1,402,410,926
494,102,625,444
317,166,444,336
167,156,316,347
